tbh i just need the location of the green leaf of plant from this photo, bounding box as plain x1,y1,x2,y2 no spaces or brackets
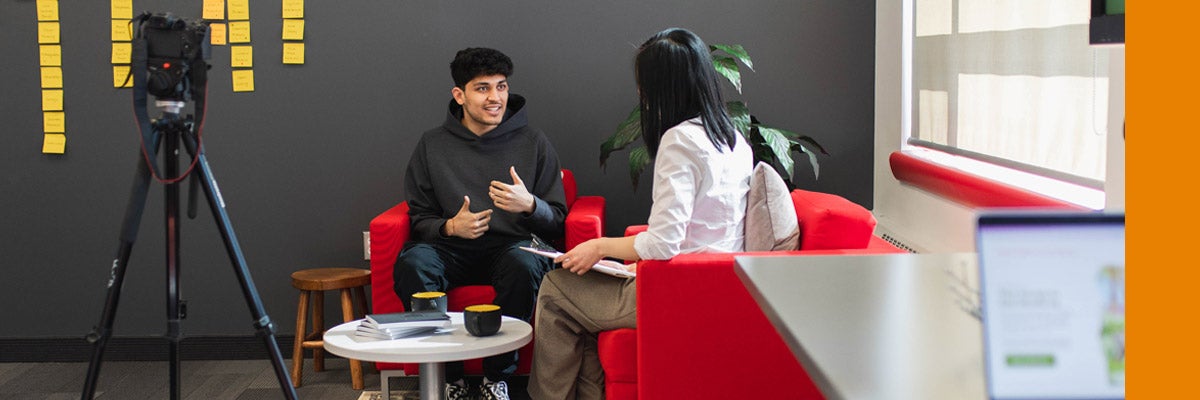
628,146,651,189
756,126,796,178
712,55,742,93
599,107,642,170
726,101,751,136
710,44,753,71
793,135,830,155
757,123,830,156
792,142,821,179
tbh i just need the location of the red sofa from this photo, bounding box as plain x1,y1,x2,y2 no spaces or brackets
597,189,905,400
368,169,605,377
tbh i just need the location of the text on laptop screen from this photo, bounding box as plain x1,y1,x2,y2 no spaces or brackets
977,215,1124,399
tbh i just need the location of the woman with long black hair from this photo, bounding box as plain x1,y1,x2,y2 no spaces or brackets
528,28,753,400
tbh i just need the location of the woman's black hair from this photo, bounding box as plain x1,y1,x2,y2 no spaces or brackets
635,28,738,157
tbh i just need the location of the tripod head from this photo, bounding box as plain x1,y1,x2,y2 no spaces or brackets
129,12,212,186
138,12,210,102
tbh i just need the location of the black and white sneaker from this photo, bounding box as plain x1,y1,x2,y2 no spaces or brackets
480,378,509,400
444,380,470,400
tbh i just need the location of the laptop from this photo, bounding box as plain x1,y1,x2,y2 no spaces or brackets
976,211,1125,400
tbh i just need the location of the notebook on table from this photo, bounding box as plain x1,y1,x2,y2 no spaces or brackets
975,211,1125,400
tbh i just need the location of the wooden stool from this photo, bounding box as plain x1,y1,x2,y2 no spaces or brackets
290,267,370,389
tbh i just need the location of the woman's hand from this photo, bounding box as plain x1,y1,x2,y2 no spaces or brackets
555,238,604,275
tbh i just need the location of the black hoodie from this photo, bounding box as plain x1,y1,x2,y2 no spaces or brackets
403,94,567,245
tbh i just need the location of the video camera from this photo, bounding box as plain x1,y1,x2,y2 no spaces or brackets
138,12,211,101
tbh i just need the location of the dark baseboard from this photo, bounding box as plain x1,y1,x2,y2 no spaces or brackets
0,336,302,362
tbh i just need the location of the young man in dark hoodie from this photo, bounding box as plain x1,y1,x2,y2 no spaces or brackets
394,47,567,400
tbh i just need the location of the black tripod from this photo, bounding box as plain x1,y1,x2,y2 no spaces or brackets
79,99,298,400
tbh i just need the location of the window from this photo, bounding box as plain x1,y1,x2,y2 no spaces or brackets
907,0,1111,199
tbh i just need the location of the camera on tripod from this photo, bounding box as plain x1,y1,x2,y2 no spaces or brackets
139,13,210,101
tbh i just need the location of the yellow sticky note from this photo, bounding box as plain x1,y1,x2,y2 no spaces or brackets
283,42,304,65
111,0,133,20
42,89,64,111
113,65,133,88
228,21,251,43
39,45,62,66
40,67,63,88
38,22,60,44
44,111,66,133
282,19,304,40
210,23,227,45
232,69,255,92
111,20,131,41
228,0,250,20
203,0,225,20
282,0,304,19
231,45,253,67
43,134,66,154
36,0,58,21
112,42,132,64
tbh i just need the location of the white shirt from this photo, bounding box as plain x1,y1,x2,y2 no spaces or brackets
633,118,753,260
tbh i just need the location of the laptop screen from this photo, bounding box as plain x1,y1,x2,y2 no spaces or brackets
976,211,1125,400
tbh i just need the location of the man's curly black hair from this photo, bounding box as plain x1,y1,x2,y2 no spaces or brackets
450,48,513,88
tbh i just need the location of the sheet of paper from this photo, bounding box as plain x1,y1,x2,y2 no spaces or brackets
39,45,61,66
203,0,225,20
42,89,64,111
40,67,63,88
111,20,131,41
517,247,637,278
210,23,227,45
282,19,304,40
113,65,133,88
227,0,250,20
231,45,253,67
111,0,132,19
282,0,304,18
283,42,304,64
111,42,132,64
43,134,66,154
228,21,251,43
232,69,255,92
38,22,60,44
36,0,58,21
43,111,65,133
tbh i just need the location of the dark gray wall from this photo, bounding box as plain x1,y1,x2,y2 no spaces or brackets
0,0,874,338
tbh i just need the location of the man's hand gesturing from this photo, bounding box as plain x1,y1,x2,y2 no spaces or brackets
444,196,493,239
489,166,535,214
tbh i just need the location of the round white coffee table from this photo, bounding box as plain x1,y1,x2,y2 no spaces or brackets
323,312,532,400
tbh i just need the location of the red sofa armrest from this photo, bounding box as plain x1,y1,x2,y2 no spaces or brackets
369,202,410,315
637,253,823,399
791,189,877,250
565,196,605,250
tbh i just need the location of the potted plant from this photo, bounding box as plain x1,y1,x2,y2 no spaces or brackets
598,44,828,189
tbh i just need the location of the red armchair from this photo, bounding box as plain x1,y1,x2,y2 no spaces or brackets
596,189,905,400
368,169,605,379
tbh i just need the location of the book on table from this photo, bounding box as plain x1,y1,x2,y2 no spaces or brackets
363,310,450,329
356,310,451,340
356,324,444,340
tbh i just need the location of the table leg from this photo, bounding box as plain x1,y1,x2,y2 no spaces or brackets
418,362,444,400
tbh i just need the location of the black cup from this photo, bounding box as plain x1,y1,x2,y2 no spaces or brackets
464,304,502,337
411,291,447,313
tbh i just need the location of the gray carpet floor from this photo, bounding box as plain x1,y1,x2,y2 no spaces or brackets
0,359,531,399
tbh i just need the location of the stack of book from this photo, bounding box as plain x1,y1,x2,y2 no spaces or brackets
356,310,452,340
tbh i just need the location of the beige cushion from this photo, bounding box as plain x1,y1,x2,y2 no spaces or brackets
745,162,800,251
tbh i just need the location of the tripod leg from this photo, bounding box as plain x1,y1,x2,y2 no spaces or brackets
181,134,299,400
163,124,184,400
82,141,159,400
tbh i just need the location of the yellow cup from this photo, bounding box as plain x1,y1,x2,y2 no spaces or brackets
464,304,502,337
410,291,447,313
